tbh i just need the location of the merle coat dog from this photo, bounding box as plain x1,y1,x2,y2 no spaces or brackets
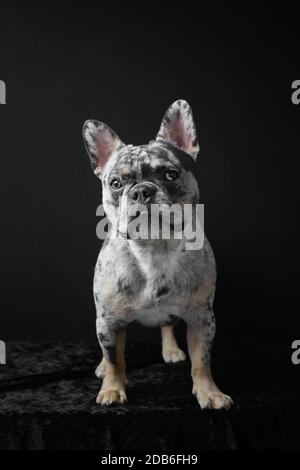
82,100,232,409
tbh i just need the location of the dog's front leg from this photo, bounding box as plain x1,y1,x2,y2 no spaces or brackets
96,318,127,405
186,307,233,409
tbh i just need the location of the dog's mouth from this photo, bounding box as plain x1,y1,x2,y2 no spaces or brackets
116,210,185,241
114,197,188,241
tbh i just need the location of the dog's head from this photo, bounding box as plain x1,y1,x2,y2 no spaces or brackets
83,100,200,233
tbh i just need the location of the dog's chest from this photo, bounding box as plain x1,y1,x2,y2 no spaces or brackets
132,246,182,326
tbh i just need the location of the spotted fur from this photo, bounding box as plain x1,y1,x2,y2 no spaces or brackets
83,100,233,409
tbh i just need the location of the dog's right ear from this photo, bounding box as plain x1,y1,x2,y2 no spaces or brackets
82,120,124,176
156,100,199,161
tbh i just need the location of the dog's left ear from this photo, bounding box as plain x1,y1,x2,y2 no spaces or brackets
82,120,124,176
156,99,199,160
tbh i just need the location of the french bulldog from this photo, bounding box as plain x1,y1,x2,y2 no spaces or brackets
82,100,233,409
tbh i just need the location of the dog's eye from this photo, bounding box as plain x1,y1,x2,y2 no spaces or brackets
110,178,122,190
165,170,178,181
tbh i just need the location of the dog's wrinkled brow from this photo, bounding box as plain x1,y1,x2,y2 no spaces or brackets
117,165,133,177
149,142,198,176
140,162,180,179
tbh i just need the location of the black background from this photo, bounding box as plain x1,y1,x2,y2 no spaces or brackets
0,2,299,391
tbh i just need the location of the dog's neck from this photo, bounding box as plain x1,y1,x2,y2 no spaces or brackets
127,238,184,280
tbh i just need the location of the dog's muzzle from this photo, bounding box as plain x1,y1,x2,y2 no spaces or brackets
128,182,157,205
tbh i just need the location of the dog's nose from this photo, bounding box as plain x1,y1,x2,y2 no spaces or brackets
129,183,157,204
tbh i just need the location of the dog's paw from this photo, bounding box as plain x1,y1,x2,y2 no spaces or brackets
193,387,233,410
96,388,127,406
162,347,186,363
95,358,107,379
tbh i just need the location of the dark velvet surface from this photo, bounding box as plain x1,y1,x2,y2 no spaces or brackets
0,342,299,450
